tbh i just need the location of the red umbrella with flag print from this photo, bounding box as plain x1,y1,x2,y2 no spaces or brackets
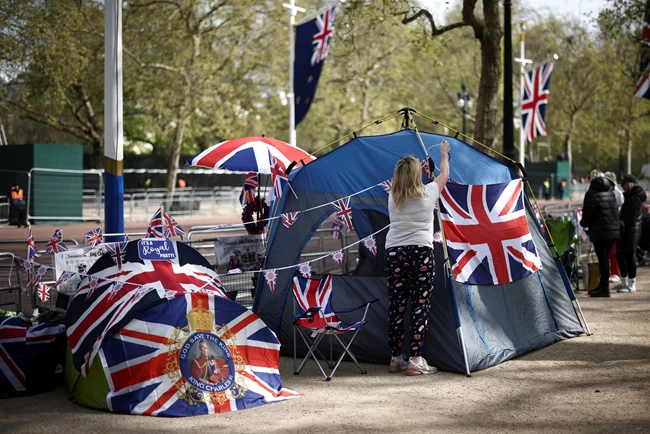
186,136,314,174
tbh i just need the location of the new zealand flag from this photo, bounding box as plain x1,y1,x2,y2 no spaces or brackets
294,6,338,125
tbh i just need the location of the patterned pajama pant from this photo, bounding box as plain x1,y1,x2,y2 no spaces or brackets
385,245,435,357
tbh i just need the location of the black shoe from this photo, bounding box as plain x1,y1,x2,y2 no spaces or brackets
590,287,611,297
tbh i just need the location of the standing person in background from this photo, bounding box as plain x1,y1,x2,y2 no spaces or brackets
604,171,624,285
580,172,620,297
10,184,27,228
616,175,647,293
385,141,450,376
542,178,551,200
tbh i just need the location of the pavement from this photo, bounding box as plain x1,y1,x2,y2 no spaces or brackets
1,209,649,433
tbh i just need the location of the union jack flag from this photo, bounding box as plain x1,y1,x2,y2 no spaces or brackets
36,283,50,302
239,172,259,206
85,227,104,247
146,208,164,238
439,179,542,285
635,0,650,99
281,212,299,229
0,316,65,393
66,241,227,377
26,226,39,259
311,7,337,66
163,213,185,238
269,154,288,201
45,228,68,254
331,215,345,239
105,242,128,270
332,197,353,230
521,60,554,144
97,293,300,416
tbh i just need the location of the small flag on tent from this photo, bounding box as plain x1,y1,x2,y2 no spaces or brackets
439,179,542,285
36,283,50,302
634,0,650,99
146,208,164,238
26,226,39,259
332,197,354,230
107,281,125,300
85,227,104,246
163,213,185,238
522,60,554,144
298,262,312,278
85,276,100,301
281,212,299,228
239,172,259,206
105,242,128,270
270,154,288,201
294,6,338,126
362,235,377,256
31,265,49,287
263,269,278,294
330,249,344,264
54,271,75,288
45,229,68,253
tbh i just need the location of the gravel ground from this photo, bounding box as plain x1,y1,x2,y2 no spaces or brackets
1,213,649,434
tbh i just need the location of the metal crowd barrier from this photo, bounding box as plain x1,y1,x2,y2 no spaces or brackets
0,253,25,313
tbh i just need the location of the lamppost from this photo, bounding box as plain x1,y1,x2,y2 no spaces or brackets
457,85,472,137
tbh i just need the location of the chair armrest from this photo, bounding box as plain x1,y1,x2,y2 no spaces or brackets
333,298,379,321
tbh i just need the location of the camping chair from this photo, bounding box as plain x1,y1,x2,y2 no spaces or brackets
291,274,378,381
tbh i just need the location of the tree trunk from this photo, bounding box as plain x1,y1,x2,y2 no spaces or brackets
165,106,187,205
473,2,502,148
92,139,104,169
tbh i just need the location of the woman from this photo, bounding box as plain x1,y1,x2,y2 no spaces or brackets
385,141,450,375
616,174,647,293
580,172,620,297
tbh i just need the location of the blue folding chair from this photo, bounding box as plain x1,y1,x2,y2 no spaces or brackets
292,274,378,381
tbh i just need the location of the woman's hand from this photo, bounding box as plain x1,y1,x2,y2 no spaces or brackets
440,140,451,154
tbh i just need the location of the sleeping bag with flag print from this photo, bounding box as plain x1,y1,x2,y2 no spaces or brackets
65,240,300,415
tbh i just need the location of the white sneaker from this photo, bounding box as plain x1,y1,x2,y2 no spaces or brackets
617,286,631,293
609,275,621,284
388,355,409,373
628,278,637,293
406,356,437,376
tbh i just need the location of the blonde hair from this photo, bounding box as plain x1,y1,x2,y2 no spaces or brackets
590,169,603,181
391,156,424,210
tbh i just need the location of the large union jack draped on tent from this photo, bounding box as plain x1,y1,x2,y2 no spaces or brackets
66,240,299,415
100,292,300,416
439,179,542,285
521,60,554,144
0,316,64,394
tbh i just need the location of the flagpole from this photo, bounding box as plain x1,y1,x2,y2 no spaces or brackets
515,22,532,166
283,1,305,147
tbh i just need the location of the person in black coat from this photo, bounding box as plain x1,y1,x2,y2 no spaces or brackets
580,175,620,297
616,174,647,293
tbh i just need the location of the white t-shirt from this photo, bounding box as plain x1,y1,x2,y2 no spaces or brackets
385,182,440,249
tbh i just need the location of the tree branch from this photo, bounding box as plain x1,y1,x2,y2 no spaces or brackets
400,9,469,36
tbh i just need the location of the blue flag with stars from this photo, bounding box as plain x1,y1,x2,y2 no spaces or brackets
293,6,338,126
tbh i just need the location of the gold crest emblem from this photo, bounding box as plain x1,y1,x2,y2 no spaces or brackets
165,300,248,406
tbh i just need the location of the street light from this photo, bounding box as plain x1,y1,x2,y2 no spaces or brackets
457,84,472,137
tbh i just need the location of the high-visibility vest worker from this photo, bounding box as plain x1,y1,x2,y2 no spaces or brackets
11,186,23,201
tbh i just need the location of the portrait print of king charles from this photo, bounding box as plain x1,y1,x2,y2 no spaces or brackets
191,339,229,384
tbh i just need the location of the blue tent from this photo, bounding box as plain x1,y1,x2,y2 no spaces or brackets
253,128,585,374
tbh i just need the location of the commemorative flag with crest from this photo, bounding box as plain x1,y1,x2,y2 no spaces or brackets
439,179,542,285
65,240,299,415
294,6,338,125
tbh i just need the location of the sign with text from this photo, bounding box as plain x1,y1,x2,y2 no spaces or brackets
214,235,265,273
137,239,177,261
54,244,108,294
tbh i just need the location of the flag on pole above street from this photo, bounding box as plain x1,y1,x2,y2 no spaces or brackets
521,60,554,144
634,0,650,99
294,6,338,126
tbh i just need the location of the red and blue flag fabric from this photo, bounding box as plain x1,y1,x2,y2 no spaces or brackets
268,154,288,202
99,292,300,415
331,215,344,239
522,60,554,144
85,227,104,247
186,136,314,174
635,0,650,99
66,241,227,377
26,226,39,259
439,179,542,285
45,228,68,253
281,212,299,228
332,197,353,230
0,316,65,394
294,6,338,125
239,172,259,206
163,213,185,238
146,208,164,238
